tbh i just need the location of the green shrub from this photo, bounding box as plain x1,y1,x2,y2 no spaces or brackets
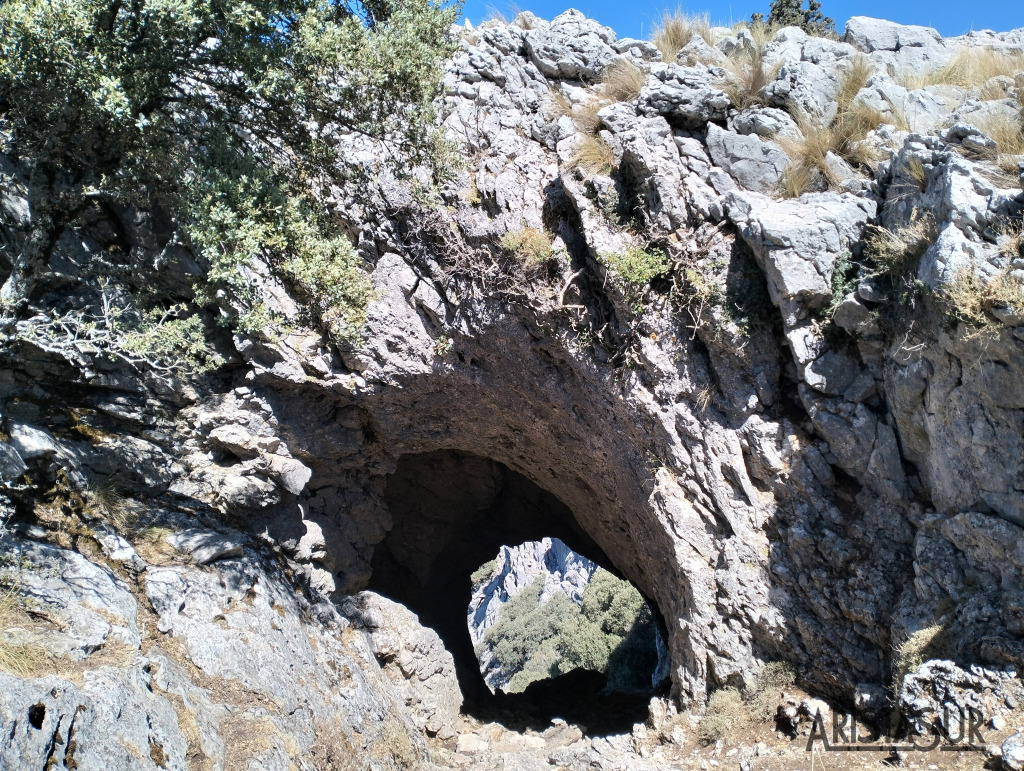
480,578,577,684
118,306,224,373
478,566,659,693
471,560,497,585
605,247,670,297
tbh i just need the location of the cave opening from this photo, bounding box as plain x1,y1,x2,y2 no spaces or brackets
368,450,669,733
468,538,663,696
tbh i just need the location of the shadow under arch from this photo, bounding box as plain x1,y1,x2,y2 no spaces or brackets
367,449,668,733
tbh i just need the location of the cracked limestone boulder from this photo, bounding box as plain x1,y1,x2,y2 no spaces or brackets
705,124,789,194
524,9,618,80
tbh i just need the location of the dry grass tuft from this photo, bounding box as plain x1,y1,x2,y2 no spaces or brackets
696,660,797,746
570,99,607,135
697,687,744,745
941,266,1024,327
999,220,1024,259
906,156,928,191
864,213,936,281
0,585,51,678
893,624,955,690
601,59,647,103
778,65,892,198
747,661,796,722
967,111,1024,175
652,10,720,63
652,9,693,62
778,110,882,197
723,44,779,110
547,89,573,121
902,47,1024,91
836,56,875,114
779,157,820,199
567,133,615,177
500,227,553,265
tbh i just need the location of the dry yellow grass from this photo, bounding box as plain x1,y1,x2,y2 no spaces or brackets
570,99,606,135
836,56,875,114
906,156,928,191
999,220,1024,259
864,213,937,280
601,59,647,102
723,44,779,110
778,61,892,197
500,227,553,264
652,10,693,62
567,133,615,177
0,585,51,678
941,266,1024,327
967,110,1024,174
779,111,882,197
902,47,1024,91
892,624,955,689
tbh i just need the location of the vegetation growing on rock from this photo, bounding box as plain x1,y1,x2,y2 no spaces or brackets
0,0,456,345
475,569,659,694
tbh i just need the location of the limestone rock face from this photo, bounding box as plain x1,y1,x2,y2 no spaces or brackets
467,537,598,646
1,9,1024,769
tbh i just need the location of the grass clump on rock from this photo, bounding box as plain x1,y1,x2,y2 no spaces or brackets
501,227,554,265
601,59,647,103
652,9,717,62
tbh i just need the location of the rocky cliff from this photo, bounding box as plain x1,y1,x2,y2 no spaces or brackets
467,537,597,645
2,8,1024,770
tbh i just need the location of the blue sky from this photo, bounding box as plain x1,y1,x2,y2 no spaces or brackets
459,0,1023,41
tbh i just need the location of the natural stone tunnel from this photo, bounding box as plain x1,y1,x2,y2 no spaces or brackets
366,449,668,714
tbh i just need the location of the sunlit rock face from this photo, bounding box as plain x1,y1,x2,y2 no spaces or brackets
1,8,1024,769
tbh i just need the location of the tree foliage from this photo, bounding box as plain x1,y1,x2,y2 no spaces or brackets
0,0,457,342
476,567,659,694
751,0,834,37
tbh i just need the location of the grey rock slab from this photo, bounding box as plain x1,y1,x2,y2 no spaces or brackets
725,190,876,308
845,16,942,53
346,592,462,738
0,668,188,771
705,124,789,194
523,9,617,80
165,528,245,565
766,60,842,124
1004,732,1024,771
804,351,862,395
639,64,731,127
0,536,140,657
0,441,27,482
266,454,312,495
833,293,880,334
8,423,62,460
728,106,801,140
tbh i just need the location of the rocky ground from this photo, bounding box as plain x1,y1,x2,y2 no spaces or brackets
2,6,1024,771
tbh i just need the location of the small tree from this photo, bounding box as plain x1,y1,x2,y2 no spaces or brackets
752,0,834,37
0,0,457,341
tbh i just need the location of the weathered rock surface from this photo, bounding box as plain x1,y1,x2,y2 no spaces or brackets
0,9,1023,770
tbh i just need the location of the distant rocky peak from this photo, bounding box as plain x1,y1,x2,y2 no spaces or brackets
467,537,599,643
